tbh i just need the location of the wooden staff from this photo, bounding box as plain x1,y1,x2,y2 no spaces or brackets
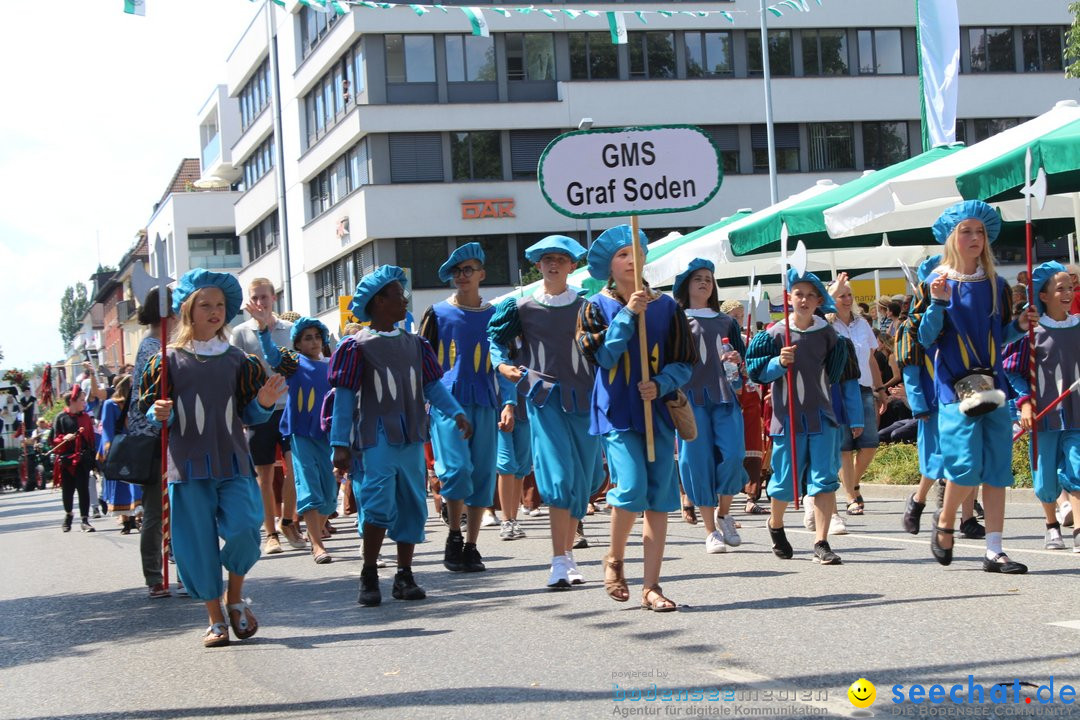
158,279,171,589
1023,149,1040,469
631,215,655,462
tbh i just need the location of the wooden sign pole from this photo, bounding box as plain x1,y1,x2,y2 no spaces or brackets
630,215,656,462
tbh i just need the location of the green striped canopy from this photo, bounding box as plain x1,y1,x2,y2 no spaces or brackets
956,118,1080,202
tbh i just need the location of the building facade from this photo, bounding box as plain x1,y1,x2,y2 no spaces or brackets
205,0,1076,331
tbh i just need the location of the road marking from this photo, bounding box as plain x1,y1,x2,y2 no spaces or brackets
706,666,859,718
1048,620,1080,630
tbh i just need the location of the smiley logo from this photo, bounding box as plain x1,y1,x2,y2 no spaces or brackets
848,678,876,708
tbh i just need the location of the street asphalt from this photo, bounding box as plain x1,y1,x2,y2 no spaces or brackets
2,483,1079,720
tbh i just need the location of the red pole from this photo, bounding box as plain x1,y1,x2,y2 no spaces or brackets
781,287,800,511
1013,380,1079,441
1026,221,1038,470
159,322,170,589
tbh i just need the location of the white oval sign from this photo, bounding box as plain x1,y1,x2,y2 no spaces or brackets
539,125,722,219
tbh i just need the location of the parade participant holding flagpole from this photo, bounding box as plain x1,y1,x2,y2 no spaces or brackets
577,224,697,611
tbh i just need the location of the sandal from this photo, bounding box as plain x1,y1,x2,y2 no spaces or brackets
641,585,678,612
203,622,230,648
226,599,259,640
682,504,698,525
602,554,629,603
745,501,770,515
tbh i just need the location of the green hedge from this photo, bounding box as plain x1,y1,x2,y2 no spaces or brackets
862,434,1032,488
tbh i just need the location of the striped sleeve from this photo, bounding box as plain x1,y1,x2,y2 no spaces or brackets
833,337,859,383
487,297,523,349
419,306,439,350
138,353,169,413
745,331,780,384
420,337,445,385
575,298,608,367
1001,336,1029,375
328,335,364,392
665,305,699,366
237,354,269,409
275,347,301,378
726,316,747,359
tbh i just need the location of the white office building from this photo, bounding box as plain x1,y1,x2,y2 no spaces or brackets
198,0,1076,329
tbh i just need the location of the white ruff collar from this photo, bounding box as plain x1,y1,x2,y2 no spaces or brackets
186,337,230,356
936,265,986,282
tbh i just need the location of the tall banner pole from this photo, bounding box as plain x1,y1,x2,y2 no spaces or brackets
1023,148,1047,470
780,225,802,510
631,215,656,463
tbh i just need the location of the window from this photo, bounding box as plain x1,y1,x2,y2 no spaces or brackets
456,236,510,286
863,121,909,169
969,27,1014,72
802,29,848,76
702,125,740,175
188,233,240,269
973,117,1023,143
239,59,271,132
808,123,854,171
304,40,364,147
308,139,369,219
242,135,275,189
385,34,435,83
451,131,502,181
857,29,903,74
569,32,618,80
954,120,967,145
747,30,793,76
300,6,342,60
629,32,675,79
685,31,733,77
506,33,556,81
446,35,496,82
1022,26,1064,72
510,129,559,180
313,245,377,314
395,237,451,289
246,213,278,263
751,124,799,173
389,133,444,183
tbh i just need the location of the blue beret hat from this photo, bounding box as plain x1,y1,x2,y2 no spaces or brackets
587,224,649,280
290,317,330,344
438,242,486,283
932,200,1002,245
350,265,408,323
672,258,715,296
785,268,837,314
1032,261,1068,314
172,268,243,324
917,254,943,283
524,235,587,264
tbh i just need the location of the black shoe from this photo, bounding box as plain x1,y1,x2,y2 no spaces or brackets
982,552,1028,574
973,499,985,521
444,532,465,572
930,510,953,566
902,493,925,535
392,569,427,600
461,542,486,572
99,499,109,516
959,516,986,539
62,514,73,533
357,567,382,606
573,519,588,549
812,540,842,565
768,524,793,559
80,518,95,533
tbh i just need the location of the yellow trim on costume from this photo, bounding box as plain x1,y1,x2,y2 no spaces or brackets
449,339,457,369
437,341,444,366
473,343,482,373
609,362,619,385
623,351,631,383
307,387,316,412
957,334,971,369
650,343,659,375
987,330,995,366
296,388,303,413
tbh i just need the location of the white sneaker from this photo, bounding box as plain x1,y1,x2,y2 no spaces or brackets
510,519,527,539
828,513,848,535
547,555,571,589
1073,529,1080,553
481,510,499,527
499,520,516,540
718,515,742,547
527,506,548,517
1057,501,1074,528
1046,526,1066,550
803,496,816,531
564,552,585,584
705,531,727,554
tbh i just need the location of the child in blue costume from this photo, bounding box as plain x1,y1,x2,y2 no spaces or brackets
746,269,855,565
249,306,336,565
142,268,287,648
98,375,143,533
1004,261,1080,552
898,255,984,538
671,258,748,554
577,225,698,611
494,382,531,541
331,266,471,606
419,242,498,573
490,234,602,589
915,200,1035,574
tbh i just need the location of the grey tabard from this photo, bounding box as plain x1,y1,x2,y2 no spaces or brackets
766,322,838,436
686,313,739,406
353,331,430,449
1032,322,1080,432
165,347,255,483
515,296,594,414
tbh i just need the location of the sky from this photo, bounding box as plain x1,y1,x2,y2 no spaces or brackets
0,0,260,372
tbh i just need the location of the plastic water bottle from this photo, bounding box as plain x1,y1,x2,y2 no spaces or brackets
721,341,740,384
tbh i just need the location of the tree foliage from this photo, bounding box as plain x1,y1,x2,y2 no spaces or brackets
1067,2,1080,79
59,283,91,352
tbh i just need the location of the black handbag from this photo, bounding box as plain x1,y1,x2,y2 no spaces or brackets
104,432,159,486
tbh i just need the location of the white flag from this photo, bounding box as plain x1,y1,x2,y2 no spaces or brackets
462,7,489,37
916,0,959,149
607,11,626,45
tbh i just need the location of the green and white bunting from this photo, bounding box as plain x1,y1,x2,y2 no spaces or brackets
462,6,489,37
607,11,627,45
123,0,145,16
